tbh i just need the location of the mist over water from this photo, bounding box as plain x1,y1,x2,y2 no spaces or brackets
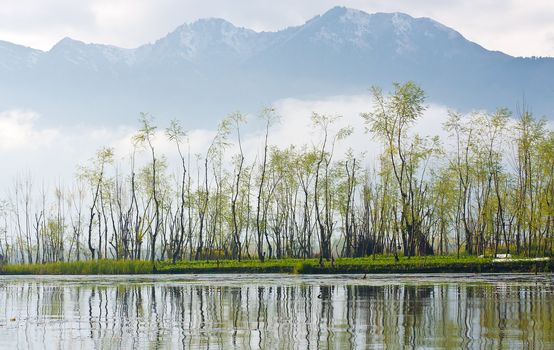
0,274,553,349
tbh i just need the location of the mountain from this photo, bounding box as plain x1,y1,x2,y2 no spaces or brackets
1,6,553,127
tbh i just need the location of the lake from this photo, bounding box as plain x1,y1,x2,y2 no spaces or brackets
0,274,553,349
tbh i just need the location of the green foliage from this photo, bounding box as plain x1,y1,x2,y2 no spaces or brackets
166,119,187,143
2,82,552,266
292,261,313,274
133,112,157,147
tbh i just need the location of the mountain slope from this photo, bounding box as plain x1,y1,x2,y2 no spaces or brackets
1,6,553,127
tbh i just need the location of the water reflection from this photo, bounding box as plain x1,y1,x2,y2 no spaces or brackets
0,274,553,349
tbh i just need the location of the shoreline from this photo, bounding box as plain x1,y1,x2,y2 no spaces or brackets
0,256,552,275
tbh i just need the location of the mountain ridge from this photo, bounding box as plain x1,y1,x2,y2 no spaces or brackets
1,6,553,126
1,7,521,65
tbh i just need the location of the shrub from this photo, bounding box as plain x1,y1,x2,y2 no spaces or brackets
292,261,313,274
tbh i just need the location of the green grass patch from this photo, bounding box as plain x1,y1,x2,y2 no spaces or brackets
156,255,554,274
0,256,551,275
0,259,154,275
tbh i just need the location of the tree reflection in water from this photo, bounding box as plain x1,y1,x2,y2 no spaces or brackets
0,275,552,349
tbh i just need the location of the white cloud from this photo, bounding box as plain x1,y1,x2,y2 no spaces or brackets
267,94,376,159
0,96,454,192
10,95,546,195
259,94,450,164
0,110,59,151
0,0,552,57
0,109,131,187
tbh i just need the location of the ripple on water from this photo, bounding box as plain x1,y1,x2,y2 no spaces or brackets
0,273,552,349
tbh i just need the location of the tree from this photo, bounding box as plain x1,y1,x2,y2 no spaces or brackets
80,147,114,260
362,82,437,257
225,112,247,260
311,112,352,262
166,119,188,263
256,107,279,261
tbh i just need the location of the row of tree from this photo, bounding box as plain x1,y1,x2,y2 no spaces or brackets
1,82,552,264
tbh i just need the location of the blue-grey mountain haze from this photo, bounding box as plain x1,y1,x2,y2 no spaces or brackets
1,6,553,129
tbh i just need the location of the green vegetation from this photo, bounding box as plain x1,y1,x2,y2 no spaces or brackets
0,259,154,275
1,256,551,275
157,256,554,274
0,82,552,266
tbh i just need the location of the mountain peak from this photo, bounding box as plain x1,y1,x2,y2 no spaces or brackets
50,37,86,51
322,5,349,16
151,17,258,62
319,6,415,23
190,17,237,29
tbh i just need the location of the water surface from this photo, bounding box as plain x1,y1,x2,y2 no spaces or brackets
0,273,553,349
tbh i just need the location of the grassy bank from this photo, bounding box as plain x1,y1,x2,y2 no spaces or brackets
0,259,154,275
0,256,552,275
158,255,553,274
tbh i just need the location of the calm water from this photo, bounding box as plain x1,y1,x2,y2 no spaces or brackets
0,274,553,349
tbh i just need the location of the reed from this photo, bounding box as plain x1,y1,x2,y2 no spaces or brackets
1,256,551,275
0,259,154,275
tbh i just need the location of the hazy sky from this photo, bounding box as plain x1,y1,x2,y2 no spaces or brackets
0,0,553,57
